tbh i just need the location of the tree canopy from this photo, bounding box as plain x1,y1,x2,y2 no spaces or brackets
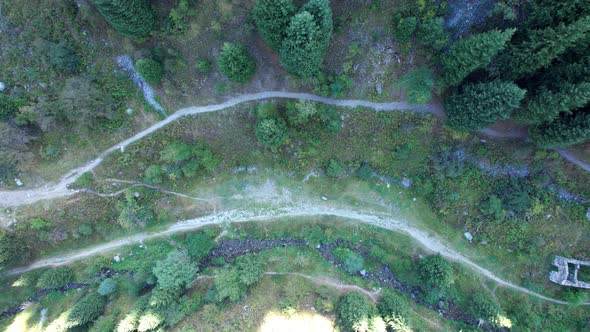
92,0,155,39
253,0,296,50
217,42,257,83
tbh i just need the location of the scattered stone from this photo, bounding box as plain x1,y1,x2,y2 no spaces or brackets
360,269,367,277
126,108,134,115
113,255,121,262
586,208,590,221
546,214,552,219
316,244,321,249
463,211,469,216
0,82,5,91
321,196,328,201
133,191,140,198
464,232,473,243
376,84,383,95
14,179,23,186
480,139,487,143
401,178,412,188
120,146,125,153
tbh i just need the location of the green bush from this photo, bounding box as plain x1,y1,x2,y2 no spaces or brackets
377,288,407,323
92,0,155,40
286,100,317,127
255,103,279,120
117,190,155,229
470,293,503,324
333,247,364,273
0,230,19,269
136,59,163,84
393,15,417,44
415,17,448,49
185,232,216,260
0,94,19,120
77,223,93,236
48,41,80,73
417,254,454,290
36,267,74,289
160,142,192,163
235,254,265,286
144,164,164,185
336,292,373,332
326,160,346,178
479,195,506,222
98,278,117,296
217,42,256,83
256,117,288,148
396,67,434,104
29,217,52,230
214,267,244,302
432,151,464,179
67,292,106,328
195,59,212,73
355,162,373,179
153,250,198,290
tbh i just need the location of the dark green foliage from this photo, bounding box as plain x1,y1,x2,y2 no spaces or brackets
78,224,93,237
333,247,364,273
286,100,317,126
256,117,288,148
396,67,434,104
432,151,464,179
117,190,155,229
185,231,216,260
166,0,195,34
144,164,164,185
336,292,373,332
445,80,526,131
563,288,589,305
470,293,503,324
160,142,192,163
498,16,590,79
253,0,296,50
280,11,325,77
355,162,373,180
59,76,114,127
302,0,333,53
513,82,590,125
256,103,279,119
326,159,345,178
441,29,515,87
0,230,19,269
235,254,264,286
217,42,257,83
479,195,506,222
136,58,163,84
195,59,212,73
48,41,80,73
0,94,19,120
415,17,448,49
417,254,454,290
377,288,407,323
67,292,106,328
36,267,74,289
152,250,198,290
393,15,417,44
149,285,183,308
528,0,590,28
92,0,155,39
496,179,533,212
529,109,590,148
97,278,117,296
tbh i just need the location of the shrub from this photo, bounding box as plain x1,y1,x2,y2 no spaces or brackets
377,288,407,322
0,94,18,120
30,217,52,230
0,230,19,269
92,0,155,40
185,232,216,260
78,224,94,237
286,100,317,127
235,254,264,286
417,254,454,290
470,293,503,324
195,59,212,73
117,190,155,229
149,285,182,308
217,42,256,83
393,15,417,44
144,165,164,185
98,278,117,296
326,160,346,178
479,195,506,222
255,118,288,148
153,250,198,290
432,151,464,179
415,17,448,49
255,103,279,120
36,267,74,289
336,292,373,332
160,142,192,163
317,104,342,133
396,67,434,104
333,247,364,273
563,288,589,305
136,59,163,84
48,41,80,73
67,292,106,328
214,267,244,302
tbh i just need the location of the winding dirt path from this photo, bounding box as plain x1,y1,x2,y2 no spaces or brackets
5,206,583,306
0,92,436,208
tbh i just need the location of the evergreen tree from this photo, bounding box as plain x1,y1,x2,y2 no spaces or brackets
253,0,296,50
441,29,515,87
513,82,590,124
445,80,526,131
528,0,590,28
301,0,333,53
393,15,417,44
279,11,323,77
529,109,590,148
498,16,590,79
217,42,257,83
92,0,155,40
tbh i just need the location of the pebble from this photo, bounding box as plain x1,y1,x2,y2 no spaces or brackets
14,178,23,186
113,255,121,262
464,232,473,242
0,82,5,91
321,196,328,201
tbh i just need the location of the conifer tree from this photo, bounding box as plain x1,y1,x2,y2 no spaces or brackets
217,43,257,83
528,0,590,28
529,109,590,148
445,81,526,131
279,11,323,77
92,0,155,40
301,0,333,53
513,82,590,124
441,29,515,87
498,16,590,79
253,0,296,50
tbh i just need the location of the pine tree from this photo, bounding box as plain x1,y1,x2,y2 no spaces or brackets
528,0,590,28
301,0,333,53
441,29,515,87
253,0,296,50
498,16,590,79
279,11,323,77
445,80,526,131
513,82,590,124
92,0,155,40
529,109,590,148
217,43,257,83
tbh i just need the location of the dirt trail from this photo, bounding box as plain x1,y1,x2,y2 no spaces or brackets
5,206,583,306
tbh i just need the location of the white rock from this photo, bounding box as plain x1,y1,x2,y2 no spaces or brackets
120,145,125,153
133,191,140,198
0,82,5,91
126,108,134,115
14,178,23,186
113,255,121,262
586,208,590,221
464,232,473,242
412,197,416,201
321,196,328,201
360,269,367,276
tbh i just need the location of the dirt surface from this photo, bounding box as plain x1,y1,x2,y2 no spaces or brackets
5,205,586,306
